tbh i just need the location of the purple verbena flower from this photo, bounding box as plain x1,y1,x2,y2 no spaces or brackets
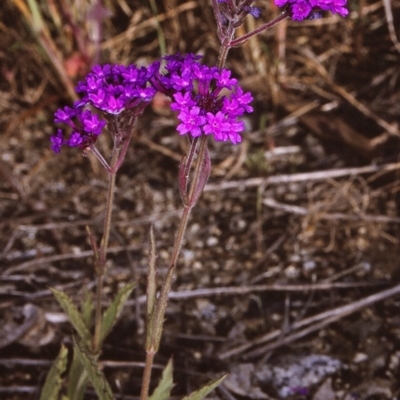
275,0,348,20
151,54,253,144
52,62,157,154
176,106,206,137
75,63,156,115
50,106,106,153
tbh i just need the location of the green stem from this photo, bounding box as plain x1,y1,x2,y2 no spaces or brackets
140,136,209,400
140,40,234,398
155,136,208,336
93,145,119,353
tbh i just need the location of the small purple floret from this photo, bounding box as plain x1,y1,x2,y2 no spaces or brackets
244,6,262,18
50,129,64,153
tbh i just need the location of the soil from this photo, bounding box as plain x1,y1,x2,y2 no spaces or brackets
1,1,400,399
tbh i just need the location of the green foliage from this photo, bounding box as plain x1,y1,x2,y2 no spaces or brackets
81,289,94,331
100,282,135,344
181,375,227,400
51,288,91,345
39,345,68,400
146,227,158,350
149,358,174,400
74,337,114,400
67,348,89,400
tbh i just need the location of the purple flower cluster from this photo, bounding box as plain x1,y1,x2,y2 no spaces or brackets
52,54,253,153
75,64,156,114
275,0,348,21
151,54,253,144
51,107,106,153
51,63,156,153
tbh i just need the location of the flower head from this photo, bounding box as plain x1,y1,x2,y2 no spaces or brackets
151,54,253,144
52,62,157,154
51,105,106,153
275,0,348,20
75,63,156,115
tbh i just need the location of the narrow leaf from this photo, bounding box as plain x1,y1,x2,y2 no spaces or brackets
81,289,94,330
100,282,135,344
146,226,157,353
86,225,100,274
189,146,211,208
149,358,174,400
181,375,227,400
178,152,189,204
73,337,114,400
178,138,199,204
39,344,68,400
51,288,91,344
147,226,157,318
67,347,89,400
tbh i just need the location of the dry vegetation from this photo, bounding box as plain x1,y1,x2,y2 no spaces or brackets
1,0,400,399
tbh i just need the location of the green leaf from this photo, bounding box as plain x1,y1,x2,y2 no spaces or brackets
146,227,158,350
149,358,174,400
147,226,157,319
100,282,135,344
81,289,94,331
73,337,114,400
67,347,89,400
51,288,91,345
181,375,227,400
39,345,68,400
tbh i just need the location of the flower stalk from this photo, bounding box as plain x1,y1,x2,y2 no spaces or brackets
93,144,119,353
140,135,209,400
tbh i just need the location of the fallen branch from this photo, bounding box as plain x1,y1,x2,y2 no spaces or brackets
263,198,400,223
204,162,400,192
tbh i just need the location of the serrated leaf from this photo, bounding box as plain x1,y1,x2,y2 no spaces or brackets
81,289,94,331
181,374,226,400
39,344,68,400
51,288,91,345
100,282,135,344
149,358,174,400
73,337,114,400
67,347,89,400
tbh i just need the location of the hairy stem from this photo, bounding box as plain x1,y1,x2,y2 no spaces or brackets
93,145,119,352
217,26,235,69
229,12,289,47
140,350,155,400
140,136,209,400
